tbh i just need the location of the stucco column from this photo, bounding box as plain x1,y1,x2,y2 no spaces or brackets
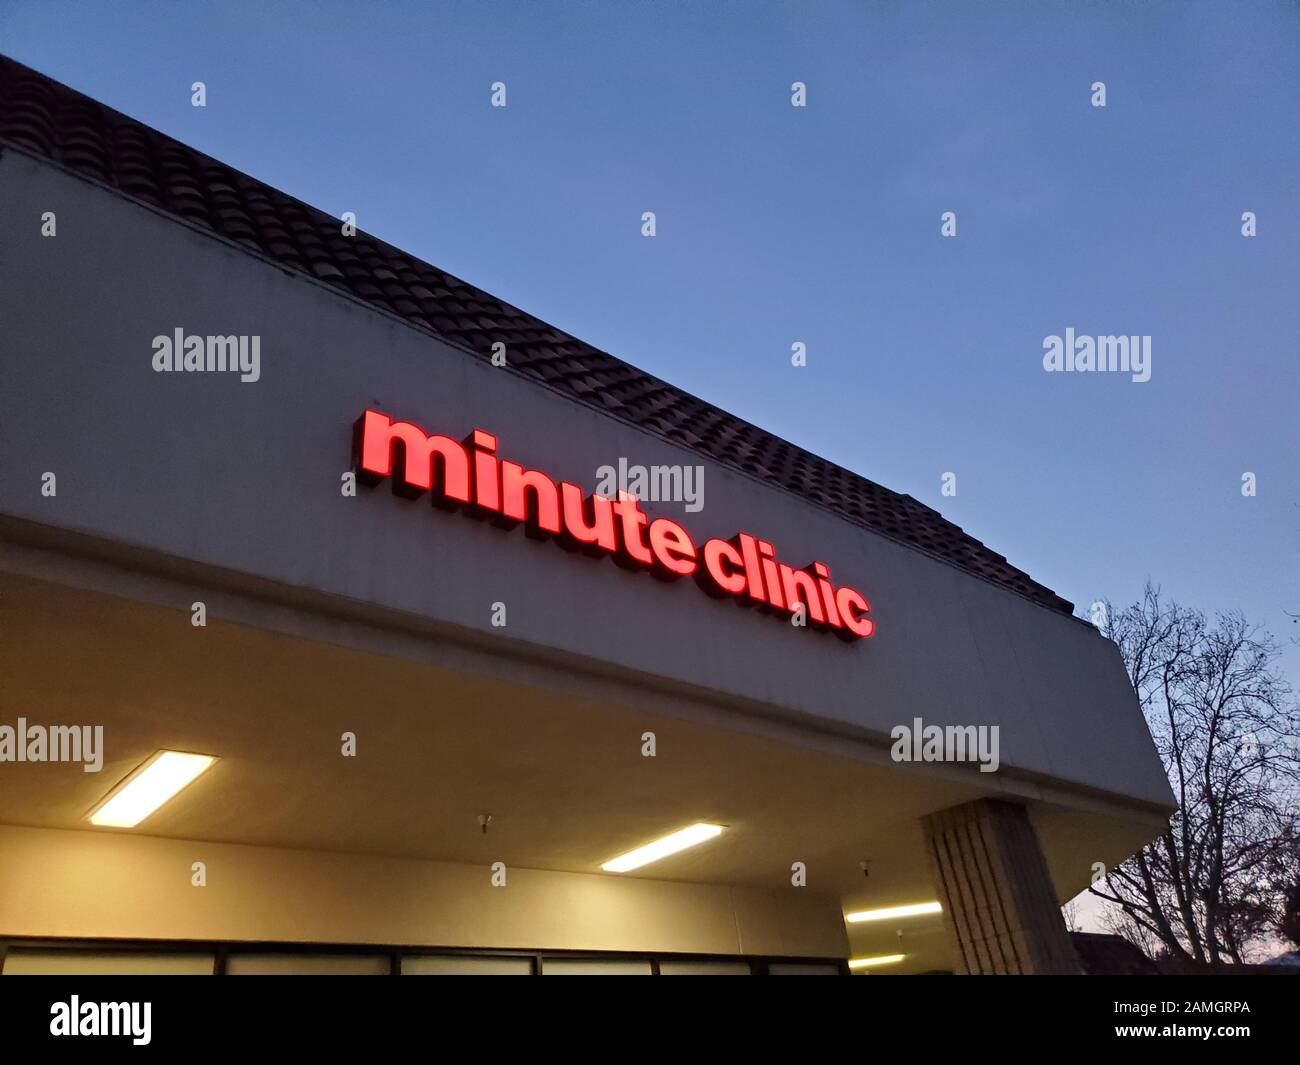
922,798,1079,974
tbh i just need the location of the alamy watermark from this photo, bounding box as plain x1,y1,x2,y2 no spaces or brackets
152,328,261,382
50,997,150,1045
1042,329,1151,383
890,716,999,773
0,718,103,772
595,458,704,512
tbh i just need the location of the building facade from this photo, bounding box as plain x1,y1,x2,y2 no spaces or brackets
0,57,1175,975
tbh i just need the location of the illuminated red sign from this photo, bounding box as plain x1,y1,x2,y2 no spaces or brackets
354,409,875,640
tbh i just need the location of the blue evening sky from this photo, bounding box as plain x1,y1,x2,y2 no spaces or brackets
3,0,1297,680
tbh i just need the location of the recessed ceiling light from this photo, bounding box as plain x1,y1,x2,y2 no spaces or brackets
600,822,724,873
844,900,942,924
89,750,217,828
849,953,906,970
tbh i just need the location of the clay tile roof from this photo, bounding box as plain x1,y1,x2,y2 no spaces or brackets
0,54,1073,614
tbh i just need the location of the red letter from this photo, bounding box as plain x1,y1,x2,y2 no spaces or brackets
648,518,697,578
780,564,826,624
811,561,843,629
355,409,470,503
468,429,500,513
701,538,747,596
500,461,562,536
733,533,768,604
835,587,874,639
612,492,653,566
561,483,618,553
758,541,786,611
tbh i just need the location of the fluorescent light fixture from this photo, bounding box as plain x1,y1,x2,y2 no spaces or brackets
849,953,906,970
89,750,217,828
845,900,942,924
601,822,724,873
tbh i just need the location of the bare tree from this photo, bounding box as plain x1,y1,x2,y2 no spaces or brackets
1101,903,1164,960
1088,584,1300,965
1281,872,1300,949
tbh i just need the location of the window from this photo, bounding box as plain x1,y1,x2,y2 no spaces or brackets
659,960,751,975
3,949,214,975
402,955,532,975
542,958,653,975
225,953,388,975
